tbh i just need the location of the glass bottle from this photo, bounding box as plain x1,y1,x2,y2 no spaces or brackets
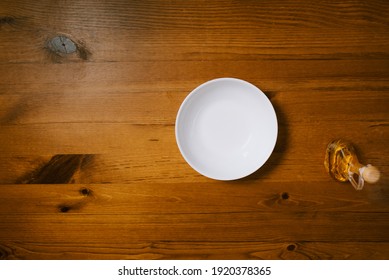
324,139,380,190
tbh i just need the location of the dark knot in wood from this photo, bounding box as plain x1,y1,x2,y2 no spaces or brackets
0,16,16,26
281,192,289,200
80,187,92,196
287,244,296,251
59,205,71,213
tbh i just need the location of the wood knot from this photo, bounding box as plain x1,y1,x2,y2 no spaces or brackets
48,36,77,54
287,244,296,251
281,192,289,200
18,154,95,184
79,187,92,196
46,35,91,62
0,245,10,259
0,16,16,26
59,205,71,213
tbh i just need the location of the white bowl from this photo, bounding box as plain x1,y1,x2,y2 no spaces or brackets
175,78,278,180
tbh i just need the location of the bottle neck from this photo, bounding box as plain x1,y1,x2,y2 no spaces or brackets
348,161,364,174
347,158,366,190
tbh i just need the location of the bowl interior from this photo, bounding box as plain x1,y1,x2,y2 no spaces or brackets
175,78,278,180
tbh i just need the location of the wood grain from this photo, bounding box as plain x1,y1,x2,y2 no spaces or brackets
2,241,388,260
1,0,389,259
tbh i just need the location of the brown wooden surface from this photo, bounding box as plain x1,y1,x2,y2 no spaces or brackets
0,0,388,260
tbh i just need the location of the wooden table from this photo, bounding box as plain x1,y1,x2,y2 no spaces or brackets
0,0,388,260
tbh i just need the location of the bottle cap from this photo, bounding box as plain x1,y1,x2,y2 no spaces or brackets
362,165,380,184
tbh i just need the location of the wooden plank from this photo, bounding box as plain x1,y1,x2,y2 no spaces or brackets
0,0,389,63
0,183,388,214
0,124,387,184
0,150,387,185
1,60,389,91
1,89,388,126
0,211,388,243
1,241,388,260
0,119,387,184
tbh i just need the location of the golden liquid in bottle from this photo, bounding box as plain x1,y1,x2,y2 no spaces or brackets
324,139,359,182
325,139,380,190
